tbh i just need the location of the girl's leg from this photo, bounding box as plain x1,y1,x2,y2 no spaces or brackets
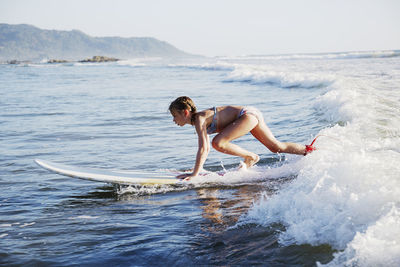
250,121,306,155
212,114,260,167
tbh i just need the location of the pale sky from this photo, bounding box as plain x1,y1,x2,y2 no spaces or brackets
1,0,399,56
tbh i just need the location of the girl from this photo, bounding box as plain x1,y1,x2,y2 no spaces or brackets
169,96,315,180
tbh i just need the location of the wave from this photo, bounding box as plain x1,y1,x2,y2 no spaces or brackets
224,66,335,88
1,112,66,118
117,57,165,67
168,61,236,71
239,72,400,265
168,62,336,89
220,50,400,61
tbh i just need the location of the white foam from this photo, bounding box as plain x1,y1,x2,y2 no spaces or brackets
117,59,146,67
240,65,400,265
224,65,335,88
117,184,183,195
116,161,301,196
19,222,35,228
315,77,384,124
168,61,236,71
220,50,400,61
117,57,163,67
323,205,400,267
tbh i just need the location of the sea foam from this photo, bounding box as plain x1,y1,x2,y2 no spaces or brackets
168,61,236,71
220,50,400,61
116,161,301,196
240,67,400,266
224,66,335,88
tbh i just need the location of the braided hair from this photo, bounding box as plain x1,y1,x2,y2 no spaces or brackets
169,96,197,125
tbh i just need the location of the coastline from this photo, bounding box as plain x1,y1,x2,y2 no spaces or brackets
3,55,120,65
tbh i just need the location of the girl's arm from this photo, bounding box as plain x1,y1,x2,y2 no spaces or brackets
192,118,210,176
178,116,210,179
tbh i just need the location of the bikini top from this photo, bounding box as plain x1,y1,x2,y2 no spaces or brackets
206,107,217,134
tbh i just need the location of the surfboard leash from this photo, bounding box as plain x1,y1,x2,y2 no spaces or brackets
304,135,319,155
304,134,342,155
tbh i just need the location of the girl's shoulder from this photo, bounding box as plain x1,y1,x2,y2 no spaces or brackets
197,108,214,117
194,108,215,124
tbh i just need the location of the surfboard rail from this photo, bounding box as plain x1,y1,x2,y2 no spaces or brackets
35,159,180,185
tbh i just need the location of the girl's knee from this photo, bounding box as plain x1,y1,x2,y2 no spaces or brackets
212,136,227,151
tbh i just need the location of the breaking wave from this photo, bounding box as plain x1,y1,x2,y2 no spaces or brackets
239,65,400,266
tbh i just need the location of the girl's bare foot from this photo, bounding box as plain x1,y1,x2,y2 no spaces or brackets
244,154,260,168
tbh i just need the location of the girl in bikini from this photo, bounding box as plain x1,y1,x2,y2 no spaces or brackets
169,96,315,180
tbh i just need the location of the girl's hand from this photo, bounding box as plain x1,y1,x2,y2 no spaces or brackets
176,172,196,181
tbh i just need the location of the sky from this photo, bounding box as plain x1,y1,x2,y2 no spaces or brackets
1,0,399,56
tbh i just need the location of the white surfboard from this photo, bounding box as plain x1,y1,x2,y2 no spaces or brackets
35,159,181,185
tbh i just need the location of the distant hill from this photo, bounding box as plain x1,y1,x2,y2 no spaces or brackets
0,24,192,62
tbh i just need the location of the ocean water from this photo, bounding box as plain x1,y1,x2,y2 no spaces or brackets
1,50,399,266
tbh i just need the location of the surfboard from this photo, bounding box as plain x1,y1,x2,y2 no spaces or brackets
35,159,181,185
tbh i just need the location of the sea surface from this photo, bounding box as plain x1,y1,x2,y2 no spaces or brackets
1,50,400,266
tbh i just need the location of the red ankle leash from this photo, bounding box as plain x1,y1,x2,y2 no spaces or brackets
304,136,318,156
